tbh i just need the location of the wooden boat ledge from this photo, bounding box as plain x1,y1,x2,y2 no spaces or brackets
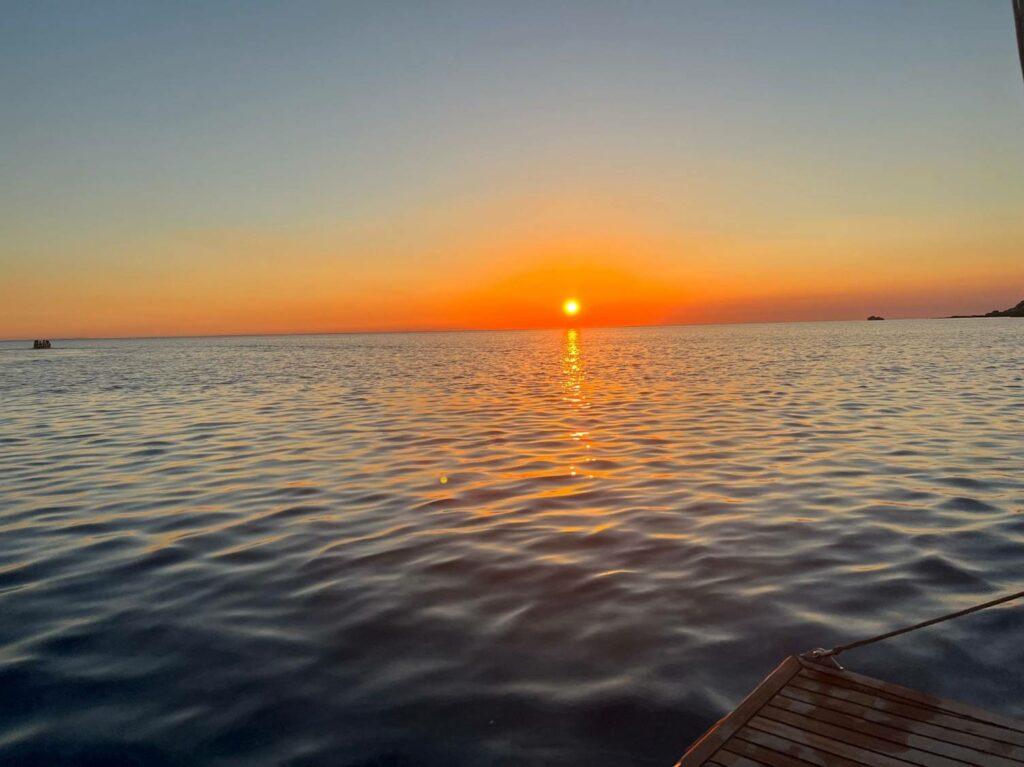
675,654,1024,767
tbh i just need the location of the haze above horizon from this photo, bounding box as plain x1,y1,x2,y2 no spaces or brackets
3,1,1022,338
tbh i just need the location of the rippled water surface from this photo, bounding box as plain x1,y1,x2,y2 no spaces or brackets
2,321,1023,766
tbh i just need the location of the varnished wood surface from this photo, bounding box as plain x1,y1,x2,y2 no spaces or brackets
676,656,1024,767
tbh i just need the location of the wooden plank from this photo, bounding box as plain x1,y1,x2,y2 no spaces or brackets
760,703,974,767
777,685,1024,762
724,734,858,767
675,656,802,766
748,713,946,766
713,748,781,767
769,694,1023,767
733,724,877,767
787,674,1024,749
799,660,1024,734
799,668,948,715
759,703,974,767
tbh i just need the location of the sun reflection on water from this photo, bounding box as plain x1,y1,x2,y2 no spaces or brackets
562,328,595,479
562,329,585,409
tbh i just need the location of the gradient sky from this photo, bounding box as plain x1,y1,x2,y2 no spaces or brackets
2,0,1022,338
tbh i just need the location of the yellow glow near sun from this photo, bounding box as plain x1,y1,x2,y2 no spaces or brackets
563,299,580,317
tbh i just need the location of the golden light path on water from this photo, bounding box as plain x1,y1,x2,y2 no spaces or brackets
564,328,593,481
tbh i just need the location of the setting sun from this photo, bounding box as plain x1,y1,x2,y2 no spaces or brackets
563,299,580,317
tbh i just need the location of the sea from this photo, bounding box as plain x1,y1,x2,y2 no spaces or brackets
1,319,1022,766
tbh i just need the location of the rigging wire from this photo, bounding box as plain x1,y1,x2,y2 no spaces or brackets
805,587,1024,660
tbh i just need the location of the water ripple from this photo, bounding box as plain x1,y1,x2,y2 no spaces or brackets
1,320,1022,765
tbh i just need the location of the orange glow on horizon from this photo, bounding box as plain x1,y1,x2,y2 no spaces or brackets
4,187,1022,339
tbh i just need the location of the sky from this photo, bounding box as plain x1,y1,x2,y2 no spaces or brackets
2,0,1022,338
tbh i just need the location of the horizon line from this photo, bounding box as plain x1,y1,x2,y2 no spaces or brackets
0,314,994,344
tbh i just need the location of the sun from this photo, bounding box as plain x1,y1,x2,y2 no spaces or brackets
563,299,580,317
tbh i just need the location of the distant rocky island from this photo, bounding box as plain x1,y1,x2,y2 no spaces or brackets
948,299,1024,318
866,315,884,321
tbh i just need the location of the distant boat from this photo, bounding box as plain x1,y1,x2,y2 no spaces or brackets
32,339,51,349
866,316,884,321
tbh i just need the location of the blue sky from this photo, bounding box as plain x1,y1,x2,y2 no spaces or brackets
2,1,1022,336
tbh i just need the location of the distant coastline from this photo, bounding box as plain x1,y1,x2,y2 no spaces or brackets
947,299,1024,318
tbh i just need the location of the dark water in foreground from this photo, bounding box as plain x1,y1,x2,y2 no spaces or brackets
1,320,1023,766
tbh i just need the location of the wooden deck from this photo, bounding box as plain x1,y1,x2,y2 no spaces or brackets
676,655,1024,767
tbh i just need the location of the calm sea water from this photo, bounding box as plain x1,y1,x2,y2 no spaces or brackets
1,320,1022,766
